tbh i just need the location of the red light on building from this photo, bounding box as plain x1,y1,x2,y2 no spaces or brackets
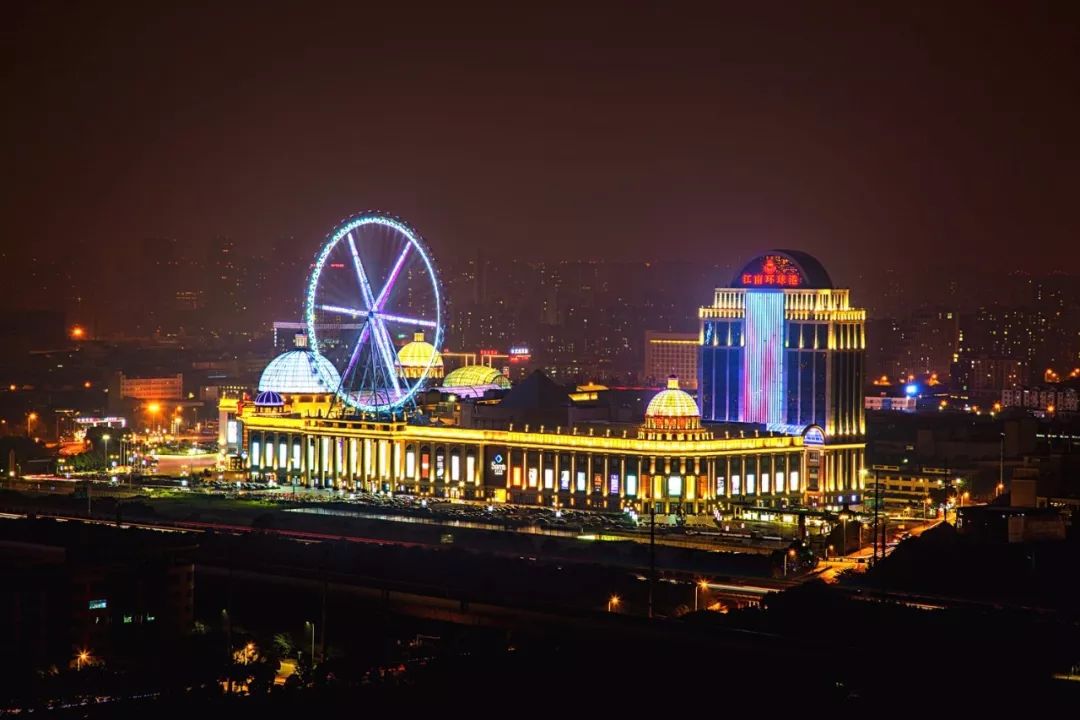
740,255,801,288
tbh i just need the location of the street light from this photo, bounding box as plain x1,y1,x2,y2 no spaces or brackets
783,547,797,577
304,620,316,666
607,594,620,613
26,411,37,437
77,649,90,671
694,579,709,611
837,511,850,557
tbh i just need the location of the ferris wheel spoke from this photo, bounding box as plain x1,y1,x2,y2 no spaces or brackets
374,312,437,328
340,325,371,386
371,244,412,311
347,232,379,309
318,304,370,318
370,317,402,394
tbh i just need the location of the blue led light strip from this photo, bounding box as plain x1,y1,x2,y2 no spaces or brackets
742,290,785,424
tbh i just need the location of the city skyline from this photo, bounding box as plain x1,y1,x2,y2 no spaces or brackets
5,2,1080,318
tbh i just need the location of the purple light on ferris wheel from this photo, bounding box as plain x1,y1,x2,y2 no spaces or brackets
338,244,415,390
347,233,401,394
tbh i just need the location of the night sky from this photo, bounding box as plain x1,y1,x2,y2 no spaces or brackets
4,2,1079,305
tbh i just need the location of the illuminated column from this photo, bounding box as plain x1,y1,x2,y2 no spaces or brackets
300,436,308,486
619,456,626,504
358,436,367,490
569,454,576,500
538,449,545,496
320,436,329,487
554,452,561,496
335,436,343,488
346,436,354,489
285,433,292,480
586,455,594,503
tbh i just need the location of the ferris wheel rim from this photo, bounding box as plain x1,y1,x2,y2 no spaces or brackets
304,211,443,412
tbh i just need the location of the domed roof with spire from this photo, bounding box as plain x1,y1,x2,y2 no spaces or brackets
646,376,700,420
258,334,341,394
396,331,444,378
640,376,710,440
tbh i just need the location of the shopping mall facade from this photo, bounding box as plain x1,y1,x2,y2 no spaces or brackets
221,250,866,516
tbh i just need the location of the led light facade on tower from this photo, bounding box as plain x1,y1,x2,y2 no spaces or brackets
699,250,866,504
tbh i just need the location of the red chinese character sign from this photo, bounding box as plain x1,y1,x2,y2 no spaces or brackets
738,254,803,288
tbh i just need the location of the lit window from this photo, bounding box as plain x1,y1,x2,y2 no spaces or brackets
667,475,682,497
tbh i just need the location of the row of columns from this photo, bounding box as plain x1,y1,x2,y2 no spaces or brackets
245,428,862,510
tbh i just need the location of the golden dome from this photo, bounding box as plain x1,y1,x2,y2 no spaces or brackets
396,332,444,379
639,376,709,440
645,376,699,419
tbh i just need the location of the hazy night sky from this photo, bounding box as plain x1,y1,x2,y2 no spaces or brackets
3,1,1079,306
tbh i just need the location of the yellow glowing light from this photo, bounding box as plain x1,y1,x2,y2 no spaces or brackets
84,381,92,389
147,402,161,414
27,412,38,422
8,384,15,392
1047,404,1055,414
698,579,710,591
70,326,86,339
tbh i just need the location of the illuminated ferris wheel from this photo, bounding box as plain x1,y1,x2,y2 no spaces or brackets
304,211,443,414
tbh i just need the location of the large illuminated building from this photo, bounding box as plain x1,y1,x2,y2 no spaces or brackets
226,370,822,514
698,251,866,503
221,219,866,516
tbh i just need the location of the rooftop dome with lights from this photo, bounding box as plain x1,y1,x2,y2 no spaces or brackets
254,390,284,406
441,364,511,398
640,376,711,440
258,335,341,395
396,331,444,379
253,390,285,412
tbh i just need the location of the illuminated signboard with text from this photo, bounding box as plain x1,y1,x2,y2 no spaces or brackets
739,254,803,288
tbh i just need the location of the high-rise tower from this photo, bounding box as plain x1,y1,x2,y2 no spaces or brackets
699,251,866,504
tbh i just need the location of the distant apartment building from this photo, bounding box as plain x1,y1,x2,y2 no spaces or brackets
115,373,183,401
864,396,917,413
1001,386,1078,413
108,372,184,417
644,331,698,388
951,355,1027,401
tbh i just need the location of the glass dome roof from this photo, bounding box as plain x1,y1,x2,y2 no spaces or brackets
645,376,699,418
258,350,341,394
443,365,511,388
397,332,444,368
